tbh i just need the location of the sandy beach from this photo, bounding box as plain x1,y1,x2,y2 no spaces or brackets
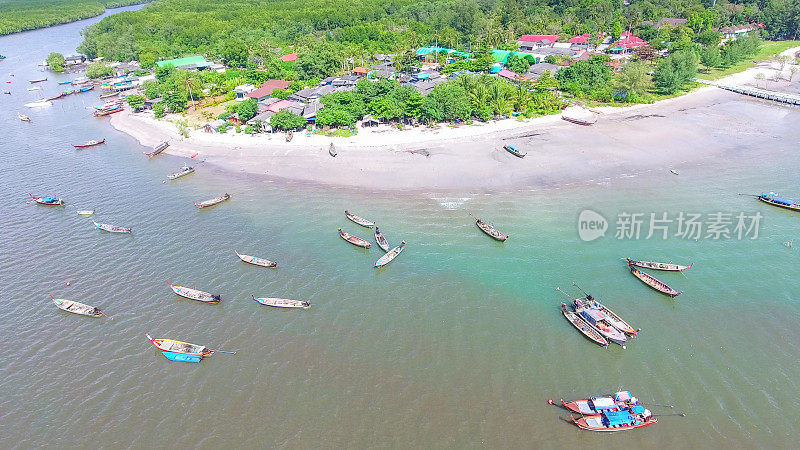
109,54,800,192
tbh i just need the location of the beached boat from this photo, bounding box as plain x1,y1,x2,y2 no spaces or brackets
28,77,47,83
168,282,221,303
629,266,681,297
93,220,131,233
374,226,390,252
50,294,103,317
560,303,608,347
146,141,169,158
561,106,598,125
329,142,337,157
100,91,119,99
146,333,212,356
167,165,194,180
25,99,51,108
161,351,203,363
74,139,105,148
476,218,507,241
756,192,800,212
77,210,94,216
574,305,627,346
194,193,231,208
235,251,277,268
571,406,656,432
345,210,374,227
574,295,637,336
29,193,63,206
339,228,371,248
562,391,639,415
93,107,122,117
18,113,31,122
375,241,405,268
627,257,692,272
503,144,526,158
252,295,311,309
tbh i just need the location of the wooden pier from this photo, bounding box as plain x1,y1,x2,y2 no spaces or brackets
695,78,800,106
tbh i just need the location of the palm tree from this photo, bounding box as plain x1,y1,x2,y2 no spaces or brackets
489,82,510,117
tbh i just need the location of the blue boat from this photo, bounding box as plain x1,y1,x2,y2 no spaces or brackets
161,351,202,363
758,192,800,212
58,80,72,85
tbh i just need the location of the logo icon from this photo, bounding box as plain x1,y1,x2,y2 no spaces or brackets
578,210,608,242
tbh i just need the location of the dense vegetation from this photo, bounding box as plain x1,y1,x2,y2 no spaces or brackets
46,52,65,72
0,0,148,36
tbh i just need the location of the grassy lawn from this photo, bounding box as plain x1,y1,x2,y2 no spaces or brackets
699,40,800,80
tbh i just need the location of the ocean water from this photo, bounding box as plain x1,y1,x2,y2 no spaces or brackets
1,11,799,447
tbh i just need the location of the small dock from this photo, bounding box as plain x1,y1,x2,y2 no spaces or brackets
695,78,800,106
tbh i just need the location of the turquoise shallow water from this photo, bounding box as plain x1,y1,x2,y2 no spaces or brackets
1,11,799,448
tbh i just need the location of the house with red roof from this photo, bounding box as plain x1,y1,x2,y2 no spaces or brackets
280,53,298,62
245,79,291,102
517,34,560,51
351,66,370,77
608,31,648,53
568,33,591,44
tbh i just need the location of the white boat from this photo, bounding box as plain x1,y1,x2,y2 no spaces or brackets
561,105,598,125
375,241,406,268
167,165,194,180
25,100,51,108
235,251,277,268
252,295,310,309
344,210,374,227
26,86,40,91
168,282,220,303
77,210,94,216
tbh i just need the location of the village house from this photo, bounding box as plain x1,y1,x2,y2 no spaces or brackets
155,55,214,71
526,62,563,80
244,79,290,102
608,31,648,54
233,84,255,101
280,53,298,62
719,23,763,40
643,17,688,29
517,34,560,51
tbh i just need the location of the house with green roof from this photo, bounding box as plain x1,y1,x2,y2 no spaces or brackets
155,55,210,69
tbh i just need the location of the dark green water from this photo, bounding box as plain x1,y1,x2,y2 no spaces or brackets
0,10,798,447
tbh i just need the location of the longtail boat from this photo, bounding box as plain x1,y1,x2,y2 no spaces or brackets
252,295,310,309
29,193,64,206
28,77,47,83
627,258,691,272
574,303,627,346
562,391,639,415
50,294,103,317
374,227,390,252
574,295,637,336
3,90,10,94
74,139,105,148
194,193,230,208
329,142,337,157
339,228,371,248
503,144,526,158
570,406,656,432
629,266,681,297
756,192,800,212
45,93,64,101
27,86,40,91
93,220,131,233
146,333,212,356
18,113,30,122
235,251,277,268
100,91,119,99
58,80,72,85
77,210,94,216
375,241,405,268
167,165,194,180
345,210,374,227
146,141,169,158
476,218,507,241
561,106,598,125
93,107,122,117
77,86,94,93
561,303,608,347
161,351,202,363
168,282,220,303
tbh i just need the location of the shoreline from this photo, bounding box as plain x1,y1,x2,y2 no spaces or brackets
109,55,799,192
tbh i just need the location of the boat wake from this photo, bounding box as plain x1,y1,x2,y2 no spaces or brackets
429,196,472,210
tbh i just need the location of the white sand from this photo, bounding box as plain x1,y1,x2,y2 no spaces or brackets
109,51,800,191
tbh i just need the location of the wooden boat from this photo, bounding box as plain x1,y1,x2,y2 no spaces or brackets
77,86,94,93
561,303,608,347
146,141,169,158
627,257,691,272
93,107,122,117
146,333,212,356
93,220,131,233
570,406,656,432
476,218,507,241
574,304,627,346
77,210,94,216
339,228,371,248
45,93,64,101
757,192,800,212
25,100,51,108
375,241,405,268
345,210,374,227
0,55,5,61
562,391,639,415
161,351,202,363
27,86,40,91
503,144,526,158
574,295,637,336
561,106,598,125
235,251,277,268
29,193,63,206
286,130,293,142
670,169,679,175
252,295,311,309
50,294,103,317
629,266,681,297
58,80,72,85
74,139,105,148
167,165,194,180
100,91,119,99
18,113,31,122
194,193,230,208
29,77,47,83
168,282,221,303
374,226,390,252
62,89,74,96
329,142,337,157
2,90,10,94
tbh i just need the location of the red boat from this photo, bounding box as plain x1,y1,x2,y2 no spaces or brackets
74,139,105,148
94,107,122,117
28,193,64,206
338,228,371,248
45,93,64,101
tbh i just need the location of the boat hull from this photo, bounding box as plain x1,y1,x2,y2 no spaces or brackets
476,219,507,241
253,296,310,309
345,210,374,227
758,196,800,212
629,266,680,297
571,415,657,432
375,241,405,267
162,351,202,363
